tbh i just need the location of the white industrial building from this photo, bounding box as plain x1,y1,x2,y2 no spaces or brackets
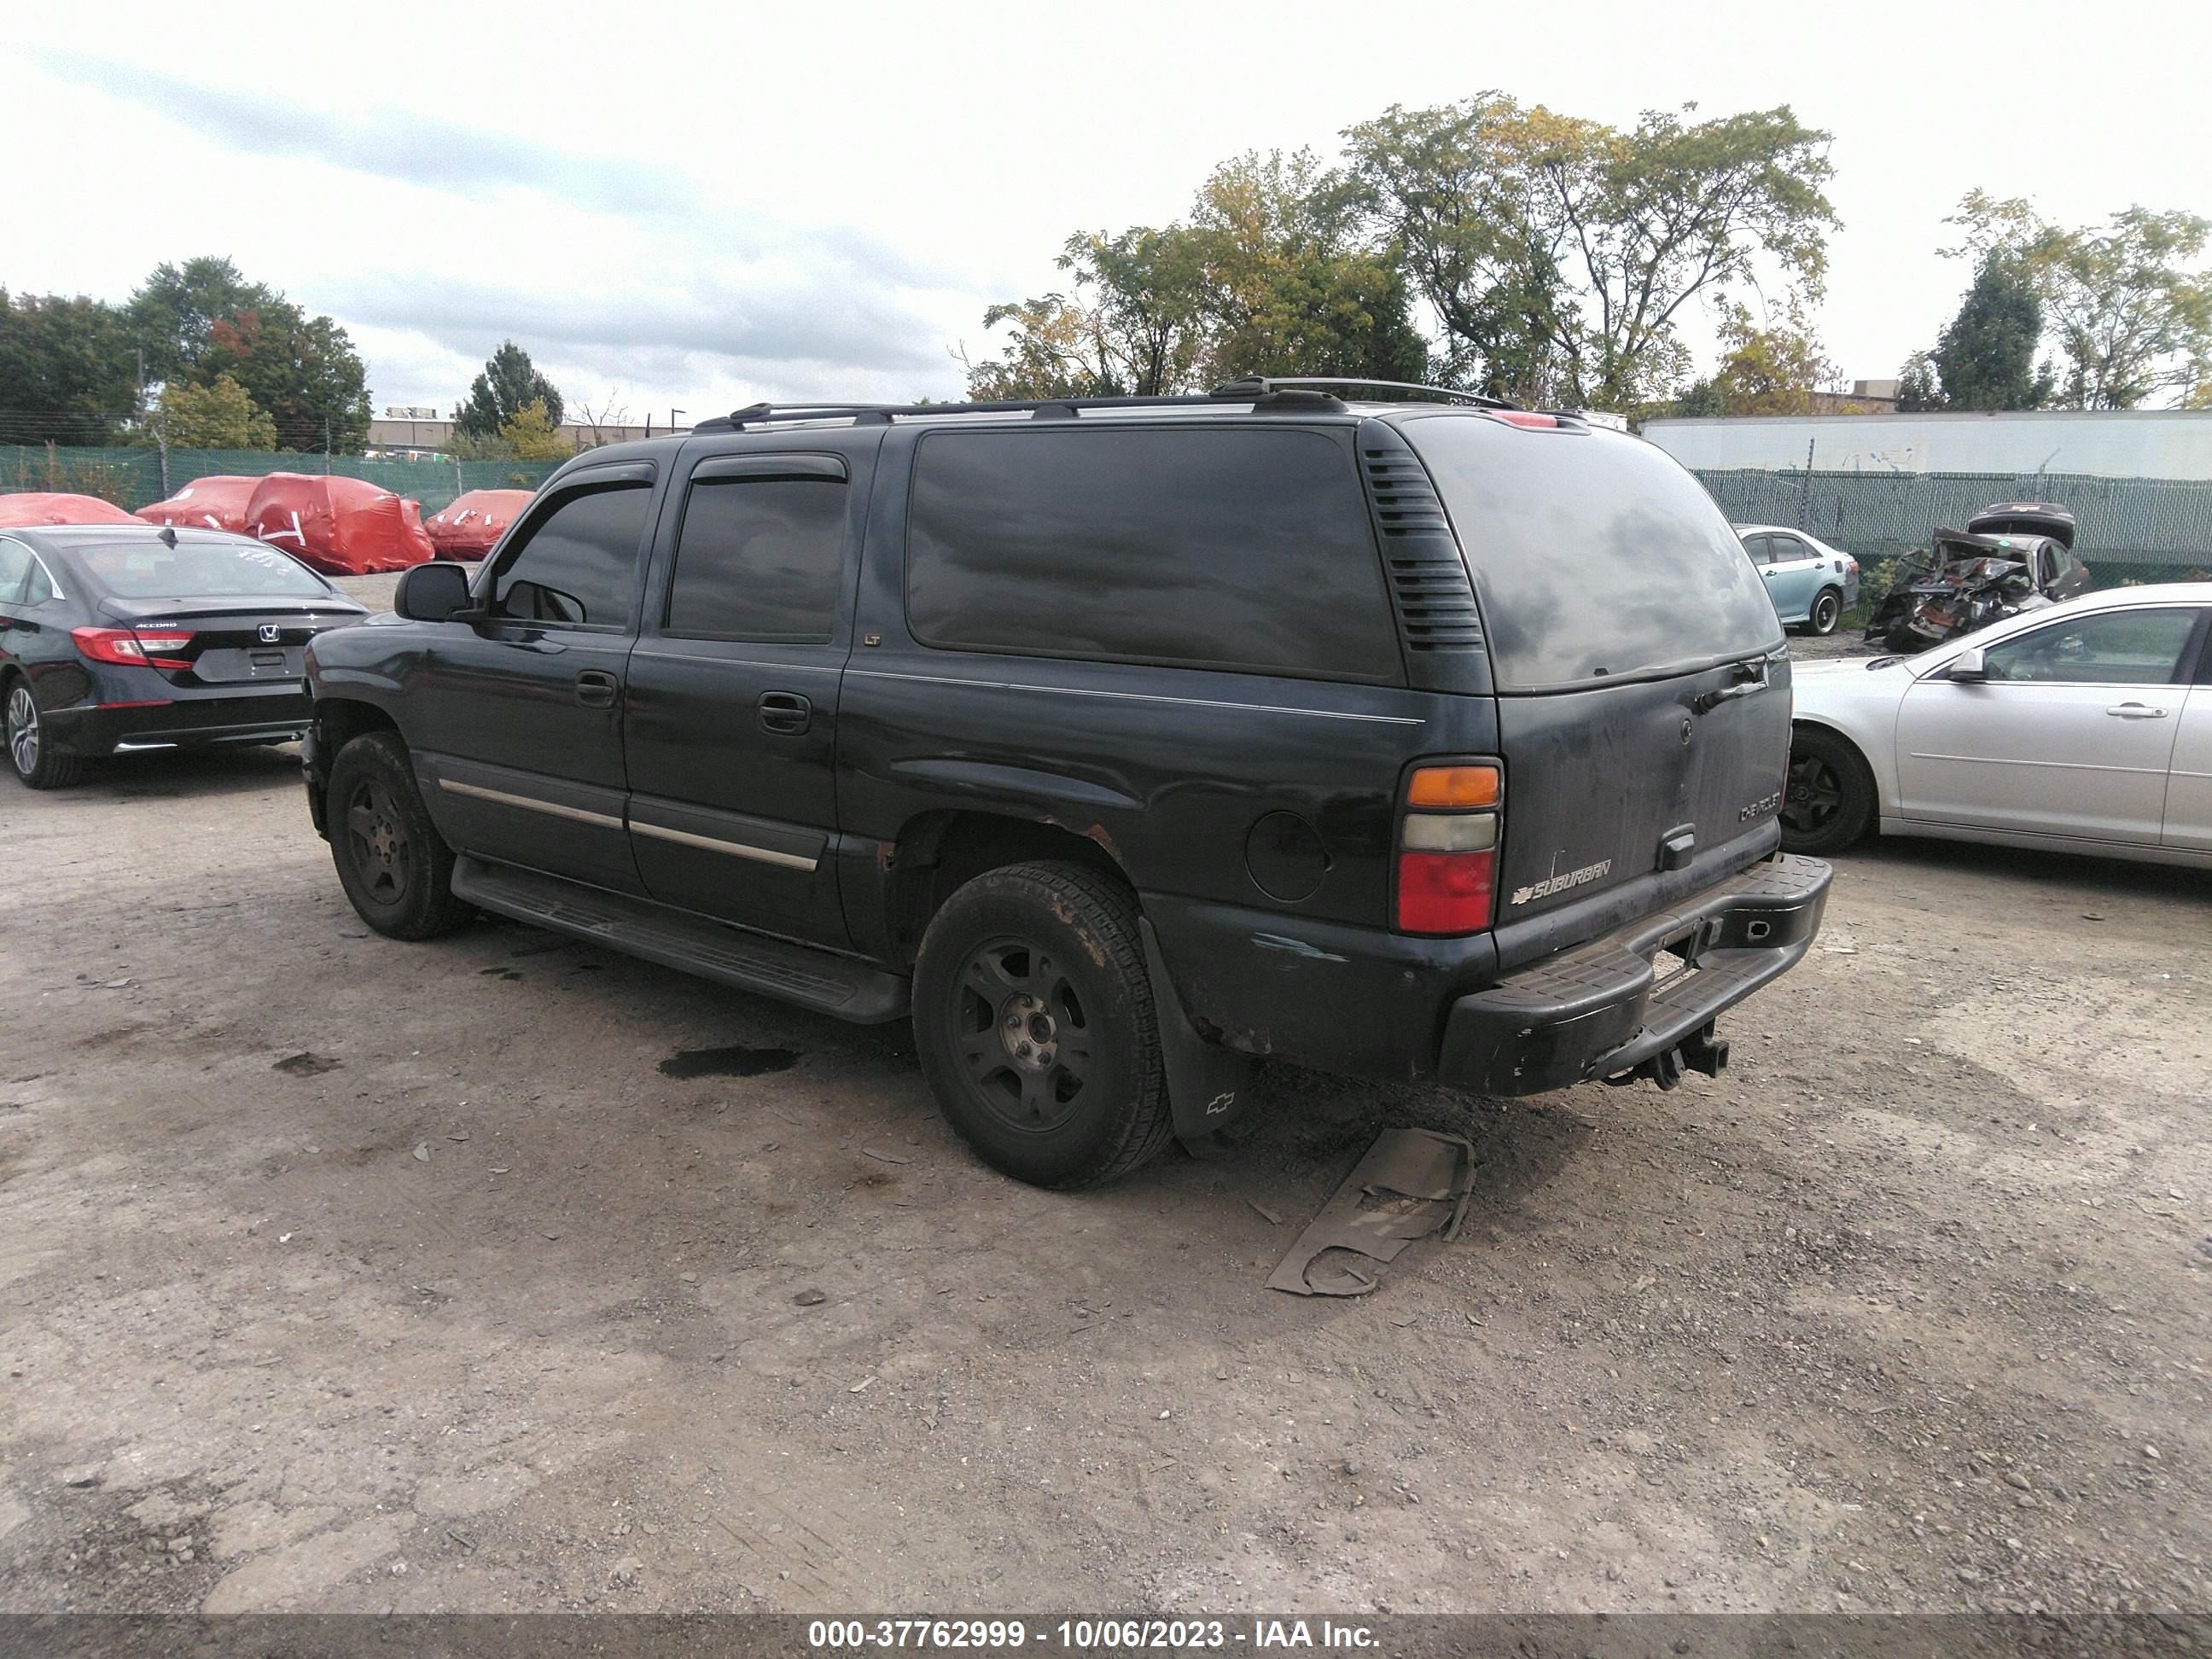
1643,410,2212,481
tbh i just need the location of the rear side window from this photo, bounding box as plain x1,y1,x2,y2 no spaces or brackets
0,539,31,604
666,475,847,643
905,427,1400,683
494,482,649,629
1403,415,1784,691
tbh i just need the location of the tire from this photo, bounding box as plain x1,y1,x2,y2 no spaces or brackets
326,731,472,940
912,860,1173,1190
1806,587,1843,637
4,677,86,789
1780,725,1876,856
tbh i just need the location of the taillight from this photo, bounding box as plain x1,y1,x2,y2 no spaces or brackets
72,627,195,670
1396,763,1501,934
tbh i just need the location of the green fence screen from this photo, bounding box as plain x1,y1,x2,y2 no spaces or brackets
1690,468,2212,588
8,446,2212,591
0,445,567,518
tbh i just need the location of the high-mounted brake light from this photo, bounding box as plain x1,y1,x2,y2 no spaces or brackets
1396,763,1503,934
1486,410,1561,429
72,626,195,670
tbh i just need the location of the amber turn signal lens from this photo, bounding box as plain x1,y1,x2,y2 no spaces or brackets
1406,765,1500,809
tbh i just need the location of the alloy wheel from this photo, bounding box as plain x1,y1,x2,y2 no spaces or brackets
344,777,413,905
6,685,38,777
950,936,1095,1134
1783,752,1842,835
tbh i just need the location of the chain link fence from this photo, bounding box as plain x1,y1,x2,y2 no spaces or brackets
0,445,566,517
1692,469,2212,587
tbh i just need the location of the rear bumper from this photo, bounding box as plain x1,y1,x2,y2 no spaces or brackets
1437,853,1831,1094
43,686,312,757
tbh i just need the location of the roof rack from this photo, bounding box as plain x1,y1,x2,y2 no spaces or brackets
687,378,1519,434
1211,375,1519,410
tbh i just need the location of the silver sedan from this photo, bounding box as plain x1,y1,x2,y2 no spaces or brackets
1781,584,2212,865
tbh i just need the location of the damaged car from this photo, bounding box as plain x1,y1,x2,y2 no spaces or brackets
1861,501,2092,652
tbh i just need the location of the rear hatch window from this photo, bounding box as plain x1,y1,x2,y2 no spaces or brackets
1397,414,1781,692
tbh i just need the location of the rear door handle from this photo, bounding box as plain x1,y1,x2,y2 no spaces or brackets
574,670,620,708
758,691,812,734
2105,702,2168,719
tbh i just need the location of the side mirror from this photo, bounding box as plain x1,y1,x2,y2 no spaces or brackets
1946,646,1988,682
394,561,474,622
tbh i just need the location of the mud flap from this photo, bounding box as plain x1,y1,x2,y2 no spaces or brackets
1139,918,1257,1146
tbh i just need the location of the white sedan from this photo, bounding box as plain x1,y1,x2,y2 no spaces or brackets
1782,584,2212,866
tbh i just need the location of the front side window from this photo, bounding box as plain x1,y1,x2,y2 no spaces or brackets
905,427,1400,683
1981,608,2200,684
665,475,847,642
494,482,650,629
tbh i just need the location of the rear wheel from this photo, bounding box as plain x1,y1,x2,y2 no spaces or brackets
1781,725,1876,855
327,731,471,940
5,678,85,789
1806,587,1843,636
912,861,1173,1189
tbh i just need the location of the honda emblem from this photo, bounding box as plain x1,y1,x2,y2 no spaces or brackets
258,624,282,643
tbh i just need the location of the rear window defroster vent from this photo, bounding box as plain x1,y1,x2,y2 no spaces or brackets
1361,440,1485,658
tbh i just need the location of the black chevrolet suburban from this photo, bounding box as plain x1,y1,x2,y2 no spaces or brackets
302,379,1831,1188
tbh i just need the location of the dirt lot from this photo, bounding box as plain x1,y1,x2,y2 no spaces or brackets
1,595,2206,1619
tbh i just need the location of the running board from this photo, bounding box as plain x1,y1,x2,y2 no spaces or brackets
451,856,910,1024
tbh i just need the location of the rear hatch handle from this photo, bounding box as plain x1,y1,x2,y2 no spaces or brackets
1691,657,1770,714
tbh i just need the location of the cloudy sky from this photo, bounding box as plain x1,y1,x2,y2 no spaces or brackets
13,0,2207,423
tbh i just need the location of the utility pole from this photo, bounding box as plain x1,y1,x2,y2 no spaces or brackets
671,408,685,433
1797,436,1815,530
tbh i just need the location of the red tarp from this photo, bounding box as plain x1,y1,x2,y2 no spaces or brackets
0,492,144,527
242,473,435,575
136,476,261,533
422,488,533,561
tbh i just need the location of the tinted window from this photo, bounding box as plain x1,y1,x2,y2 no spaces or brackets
23,559,55,606
906,428,1399,682
1769,534,1809,562
73,537,331,599
1740,534,1774,567
1402,414,1783,691
0,540,30,605
495,483,649,628
667,476,847,642
1982,608,2199,684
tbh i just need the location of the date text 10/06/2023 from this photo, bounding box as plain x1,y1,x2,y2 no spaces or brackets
805,1620,1377,1650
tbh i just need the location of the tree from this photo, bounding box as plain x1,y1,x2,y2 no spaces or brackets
456,341,565,436
135,373,278,450
128,258,270,383
1691,301,1837,416
961,294,1126,400
1894,351,1944,412
1929,253,2052,410
1342,96,1839,411
1186,150,1430,385
127,258,373,451
498,399,571,460
1942,192,2212,408
0,290,138,444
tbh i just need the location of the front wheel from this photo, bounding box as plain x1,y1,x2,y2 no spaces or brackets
1780,726,1876,855
5,678,85,789
911,861,1173,1189
326,731,472,940
1806,587,1842,636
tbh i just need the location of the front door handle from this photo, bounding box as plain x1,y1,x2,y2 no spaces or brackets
2105,702,2168,719
758,690,812,734
574,670,620,708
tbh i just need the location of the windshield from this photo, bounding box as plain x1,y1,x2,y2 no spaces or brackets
73,538,333,600
1399,414,1784,691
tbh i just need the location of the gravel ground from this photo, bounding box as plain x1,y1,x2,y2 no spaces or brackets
0,582,2204,1618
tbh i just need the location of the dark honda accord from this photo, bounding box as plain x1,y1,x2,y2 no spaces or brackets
1,523,367,789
